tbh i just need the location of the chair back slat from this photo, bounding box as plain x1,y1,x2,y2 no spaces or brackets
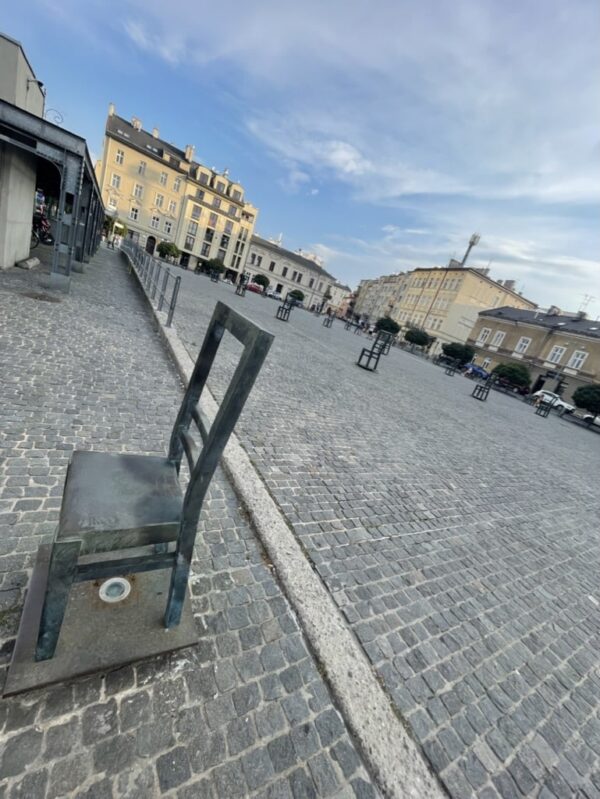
191,404,210,444
180,429,199,473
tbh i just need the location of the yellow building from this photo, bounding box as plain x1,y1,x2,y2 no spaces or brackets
468,306,600,402
95,105,258,278
391,267,536,354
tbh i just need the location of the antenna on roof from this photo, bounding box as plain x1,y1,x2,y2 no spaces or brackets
579,293,595,313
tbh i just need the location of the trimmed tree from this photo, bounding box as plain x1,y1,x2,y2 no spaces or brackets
157,241,180,259
376,317,400,335
573,384,600,417
404,328,431,347
442,342,475,366
206,258,225,273
491,362,531,389
253,274,270,288
288,289,304,301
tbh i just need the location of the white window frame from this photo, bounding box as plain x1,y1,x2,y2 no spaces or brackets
482,358,491,370
138,161,146,175
547,345,566,364
514,336,531,354
173,177,181,192
129,207,139,221
491,331,505,347
164,220,173,235
567,350,588,370
150,215,160,230
168,200,177,215
115,149,124,165
133,183,143,199
477,327,491,345
159,171,168,186
111,173,121,189
107,196,117,210
155,193,164,209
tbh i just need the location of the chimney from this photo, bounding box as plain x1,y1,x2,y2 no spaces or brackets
577,310,587,320
108,102,115,117
131,117,142,131
503,279,516,291
547,305,561,316
184,144,195,162
152,127,159,139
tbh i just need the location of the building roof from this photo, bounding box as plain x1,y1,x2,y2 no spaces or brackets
251,235,337,282
479,306,600,339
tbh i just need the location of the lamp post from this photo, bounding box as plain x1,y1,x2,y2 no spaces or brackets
460,233,481,267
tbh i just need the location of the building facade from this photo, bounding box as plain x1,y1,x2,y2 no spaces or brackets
354,273,409,322
244,236,338,309
327,282,353,316
468,307,600,402
389,267,536,355
95,106,258,279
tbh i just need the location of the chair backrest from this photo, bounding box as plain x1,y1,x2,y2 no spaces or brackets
168,301,273,523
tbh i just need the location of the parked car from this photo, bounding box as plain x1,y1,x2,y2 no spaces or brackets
464,365,489,380
583,414,600,427
246,283,264,294
266,289,282,300
532,390,575,413
285,297,304,308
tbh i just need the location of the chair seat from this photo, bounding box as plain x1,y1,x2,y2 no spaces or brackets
58,451,182,554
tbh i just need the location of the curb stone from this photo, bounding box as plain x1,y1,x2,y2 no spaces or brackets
122,250,447,799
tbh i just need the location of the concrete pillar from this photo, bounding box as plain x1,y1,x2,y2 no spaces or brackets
0,143,36,269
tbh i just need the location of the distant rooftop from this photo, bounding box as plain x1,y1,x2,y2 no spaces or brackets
251,235,337,282
479,306,600,339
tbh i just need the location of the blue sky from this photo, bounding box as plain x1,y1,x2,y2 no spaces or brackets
6,0,599,314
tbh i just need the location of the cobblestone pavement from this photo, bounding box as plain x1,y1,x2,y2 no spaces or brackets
0,250,377,798
171,270,600,799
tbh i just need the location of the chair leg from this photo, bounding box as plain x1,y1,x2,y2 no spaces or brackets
35,540,81,661
164,523,195,628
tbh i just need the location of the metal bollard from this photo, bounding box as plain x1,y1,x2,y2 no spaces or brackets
167,276,181,327
158,269,170,311
152,263,161,300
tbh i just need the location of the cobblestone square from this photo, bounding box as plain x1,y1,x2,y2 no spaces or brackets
0,251,375,798
170,269,600,798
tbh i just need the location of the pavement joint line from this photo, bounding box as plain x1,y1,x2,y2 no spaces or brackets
122,250,447,799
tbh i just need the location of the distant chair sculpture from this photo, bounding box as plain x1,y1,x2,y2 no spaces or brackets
472,379,491,402
322,315,334,328
534,396,557,418
210,269,220,283
5,302,273,694
235,277,247,296
444,359,458,376
276,300,293,322
357,331,390,372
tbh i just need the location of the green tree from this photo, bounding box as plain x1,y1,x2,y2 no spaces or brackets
442,342,475,365
288,289,305,301
573,384,600,416
157,241,180,259
206,258,225,273
376,317,400,335
404,328,431,347
253,274,270,288
491,362,531,388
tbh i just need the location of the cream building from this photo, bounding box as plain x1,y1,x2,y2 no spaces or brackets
244,236,339,309
354,273,409,322
95,105,258,278
390,267,536,354
327,282,353,316
468,306,600,402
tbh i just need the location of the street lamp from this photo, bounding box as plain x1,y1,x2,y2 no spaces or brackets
460,233,481,267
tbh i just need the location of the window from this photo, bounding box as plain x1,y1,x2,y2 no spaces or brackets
201,242,211,257
228,205,237,217
309,278,314,288
220,234,230,248
282,267,288,277
199,173,209,185
191,205,201,220
164,220,173,235
218,248,227,261
209,213,218,226
188,221,198,235
318,282,323,291
151,215,160,230
477,327,491,345
195,189,205,201
212,197,221,209
173,177,181,192
491,331,505,347
159,172,168,186
567,350,588,370
133,183,143,199
292,271,297,281
185,235,196,250
250,254,256,265
111,173,121,189
129,207,139,221
515,336,531,354
482,358,491,370
107,196,117,210
269,261,275,272
138,161,146,175
168,200,177,215
296,273,302,284
155,193,164,209
547,345,566,364
216,181,225,193
115,149,124,165
224,221,233,234
256,256,262,266
204,228,214,242
232,190,242,201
